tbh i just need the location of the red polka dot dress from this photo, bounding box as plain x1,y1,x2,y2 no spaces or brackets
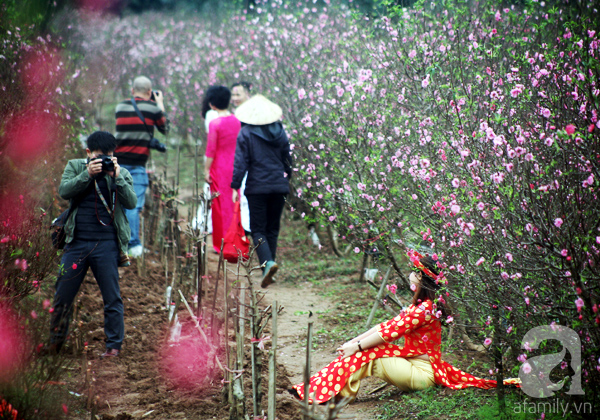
292,300,515,403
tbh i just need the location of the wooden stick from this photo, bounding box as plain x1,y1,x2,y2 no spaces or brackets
224,261,233,404
365,266,392,329
175,138,181,190
237,284,245,368
210,238,225,337
303,320,313,420
196,239,203,319
250,310,258,418
267,300,277,420
178,289,209,345
232,282,247,418
138,214,145,278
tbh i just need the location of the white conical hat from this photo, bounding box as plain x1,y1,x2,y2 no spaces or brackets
235,94,282,125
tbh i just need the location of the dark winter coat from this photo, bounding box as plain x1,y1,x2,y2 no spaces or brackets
59,159,137,256
231,122,292,195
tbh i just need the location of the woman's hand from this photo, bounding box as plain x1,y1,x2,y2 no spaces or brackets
336,341,360,359
232,190,239,202
204,171,212,184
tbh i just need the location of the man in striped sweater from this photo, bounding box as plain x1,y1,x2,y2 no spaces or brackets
114,76,169,258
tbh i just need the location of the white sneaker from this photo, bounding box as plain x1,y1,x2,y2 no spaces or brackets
128,245,143,258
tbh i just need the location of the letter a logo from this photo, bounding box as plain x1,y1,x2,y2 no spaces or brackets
519,325,584,398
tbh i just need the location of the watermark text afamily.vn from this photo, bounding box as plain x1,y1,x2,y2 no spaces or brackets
514,399,592,416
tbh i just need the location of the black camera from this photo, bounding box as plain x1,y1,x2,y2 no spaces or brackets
149,137,167,153
98,155,115,172
150,90,159,101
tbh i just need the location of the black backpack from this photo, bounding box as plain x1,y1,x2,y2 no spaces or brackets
50,209,71,250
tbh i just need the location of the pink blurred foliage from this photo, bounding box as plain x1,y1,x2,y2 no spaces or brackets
0,304,29,383
3,111,58,166
158,313,222,392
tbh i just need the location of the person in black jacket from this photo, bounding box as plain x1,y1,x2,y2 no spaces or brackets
231,95,292,288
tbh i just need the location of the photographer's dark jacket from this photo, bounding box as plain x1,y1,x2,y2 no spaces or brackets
114,97,170,166
231,122,292,195
59,159,137,256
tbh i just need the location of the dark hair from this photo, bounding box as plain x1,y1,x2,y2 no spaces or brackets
202,85,231,115
231,81,252,94
87,131,117,154
412,255,450,319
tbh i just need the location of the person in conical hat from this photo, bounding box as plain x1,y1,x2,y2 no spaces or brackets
231,95,292,288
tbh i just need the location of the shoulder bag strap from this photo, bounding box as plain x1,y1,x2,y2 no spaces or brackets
130,97,154,140
94,179,117,226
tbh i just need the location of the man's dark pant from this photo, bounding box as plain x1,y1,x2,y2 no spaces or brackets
50,240,124,350
246,194,286,267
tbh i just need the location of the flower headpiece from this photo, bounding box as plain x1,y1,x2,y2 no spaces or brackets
407,250,445,284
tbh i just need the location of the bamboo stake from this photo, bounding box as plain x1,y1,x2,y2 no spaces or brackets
224,261,233,404
237,285,246,371
267,300,278,420
193,140,199,231
303,320,314,420
178,289,209,345
210,238,225,337
365,266,392,329
175,136,181,190
232,282,247,419
196,238,203,319
250,309,258,418
138,214,145,278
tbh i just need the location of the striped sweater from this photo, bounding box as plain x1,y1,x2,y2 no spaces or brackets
114,97,170,166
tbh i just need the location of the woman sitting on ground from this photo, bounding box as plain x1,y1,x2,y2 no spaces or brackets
291,251,518,403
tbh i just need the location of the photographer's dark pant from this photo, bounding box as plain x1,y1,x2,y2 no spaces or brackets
50,240,124,351
246,194,286,268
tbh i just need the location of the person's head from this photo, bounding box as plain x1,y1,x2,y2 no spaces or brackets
234,94,282,126
203,85,231,113
86,131,117,158
132,76,152,99
409,254,449,317
230,81,252,107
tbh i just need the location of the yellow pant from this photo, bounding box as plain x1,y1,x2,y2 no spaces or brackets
339,357,435,401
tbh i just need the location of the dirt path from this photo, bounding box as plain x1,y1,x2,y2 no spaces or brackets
259,269,383,419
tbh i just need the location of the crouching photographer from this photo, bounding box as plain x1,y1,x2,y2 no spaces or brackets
48,131,137,358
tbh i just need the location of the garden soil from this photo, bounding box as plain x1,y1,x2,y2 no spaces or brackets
63,221,384,420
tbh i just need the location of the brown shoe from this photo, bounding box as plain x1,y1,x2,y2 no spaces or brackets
100,348,120,358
